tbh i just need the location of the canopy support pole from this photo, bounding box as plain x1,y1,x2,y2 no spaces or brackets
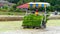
45,7,46,22
25,9,28,15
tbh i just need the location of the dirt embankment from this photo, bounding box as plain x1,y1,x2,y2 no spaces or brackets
48,15,60,20
0,17,23,21
0,15,60,21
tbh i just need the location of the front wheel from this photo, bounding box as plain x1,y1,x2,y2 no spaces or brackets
41,20,46,28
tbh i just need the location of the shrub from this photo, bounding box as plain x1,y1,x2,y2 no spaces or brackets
15,8,20,12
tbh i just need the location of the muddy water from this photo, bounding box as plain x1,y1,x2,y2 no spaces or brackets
0,20,60,34
0,26,60,34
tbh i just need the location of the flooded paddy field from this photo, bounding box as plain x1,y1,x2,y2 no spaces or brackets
0,20,60,34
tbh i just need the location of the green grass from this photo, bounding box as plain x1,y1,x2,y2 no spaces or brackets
0,11,25,15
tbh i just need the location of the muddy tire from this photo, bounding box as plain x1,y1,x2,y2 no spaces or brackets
23,26,27,29
42,20,46,28
32,26,35,29
35,27,40,29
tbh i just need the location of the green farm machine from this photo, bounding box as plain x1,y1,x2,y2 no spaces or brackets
22,2,50,29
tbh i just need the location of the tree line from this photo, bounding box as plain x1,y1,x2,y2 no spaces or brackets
6,0,60,11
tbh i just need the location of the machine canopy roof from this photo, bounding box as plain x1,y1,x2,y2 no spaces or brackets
17,2,50,9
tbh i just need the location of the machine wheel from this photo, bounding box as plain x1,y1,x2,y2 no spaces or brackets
34,26,40,29
41,20,46,28
32,26,35,29
23,26,27,29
